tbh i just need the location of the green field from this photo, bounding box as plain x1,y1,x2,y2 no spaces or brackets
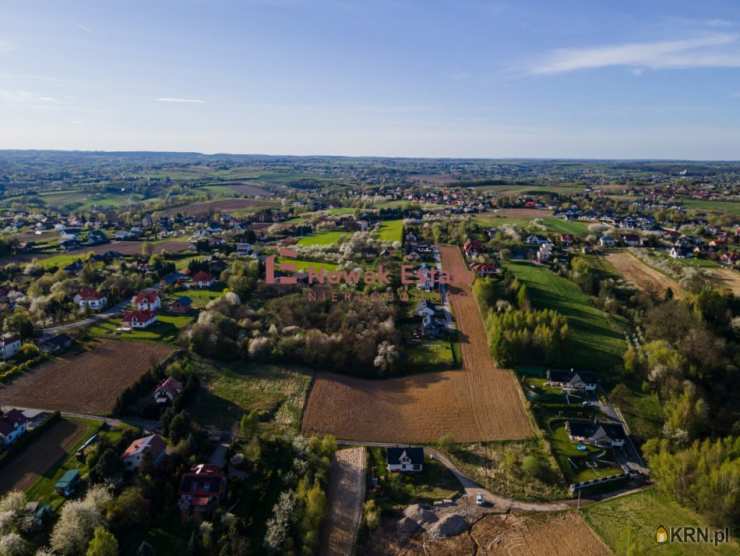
33,252,94,269
170,288,223,308
297,230,347,246
278,258,339,271
189,359,312,433
88,314,193,343
377,219,404,242
583,488,738,555
505,262,626,374
406,339,457,372
681,199,740,217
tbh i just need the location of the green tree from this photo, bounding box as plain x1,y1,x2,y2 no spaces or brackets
86,527,118,556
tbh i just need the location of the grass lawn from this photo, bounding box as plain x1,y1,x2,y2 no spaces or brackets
366,447,461,512
447,439,569,501
377,219,404,242
406,339,457,372
171,288,223,308
583,488,738,555
611,387,663,442
681,199,740,217
297,230,347,246
25,418,102,511
505,262,626,376
188,359,312,433
35,252,94,269
549,423,622,483
88,314,192,343
278,257,339,271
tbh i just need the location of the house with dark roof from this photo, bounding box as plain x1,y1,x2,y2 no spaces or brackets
38,334,72,354
154,377,184,404
0,335,21,360
386,447,424,472
191,271,215,289
546,369,598,392
565,421,627,448
170,296,193,314
178,464,226,515
0,409,29,446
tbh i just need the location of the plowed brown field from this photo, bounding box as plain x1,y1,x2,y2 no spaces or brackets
301,245,533,443
0,340,174,415
0,418,87,495
607,251,684,298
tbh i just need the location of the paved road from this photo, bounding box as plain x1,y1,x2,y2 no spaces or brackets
321,447,367,556
40,299,130,336
0,405,160,433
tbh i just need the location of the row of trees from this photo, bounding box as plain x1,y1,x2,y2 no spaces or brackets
643,437,739,528
486,308,569,366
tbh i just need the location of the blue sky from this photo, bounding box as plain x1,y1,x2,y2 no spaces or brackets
3,0,740,158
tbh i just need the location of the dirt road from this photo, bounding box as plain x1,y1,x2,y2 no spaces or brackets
321,447,367,556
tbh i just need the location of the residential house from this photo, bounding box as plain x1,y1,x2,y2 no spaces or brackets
0,335,21,360
565,421,627,448
470,262,498,277
191,271,215,289
463,239,483,258
154,377,184,404
598,236,616,248
178,464,227,515
546,369,598,392
132,289,161,311
122,310,157,329
386,447,424,472
0,409,29,446
122,434,167,471
670,246,693,259
38,334,72,354
74,288,107,311
622,234,642,247
170,296,193,314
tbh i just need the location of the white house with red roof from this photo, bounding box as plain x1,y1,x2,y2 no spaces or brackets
153,377,184,404
122,309,157,329
191,271,215,289
121,434,167,470
132,289,161,311
0,409,29,446
73,288,107,311
0,335,21,360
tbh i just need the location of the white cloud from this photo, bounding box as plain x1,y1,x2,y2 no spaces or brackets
75,23,93,34
530,33,740,74
156,97,205,104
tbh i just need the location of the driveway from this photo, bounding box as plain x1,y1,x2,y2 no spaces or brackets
321,447,367,556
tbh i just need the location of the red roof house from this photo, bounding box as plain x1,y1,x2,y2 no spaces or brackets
122,309,157,329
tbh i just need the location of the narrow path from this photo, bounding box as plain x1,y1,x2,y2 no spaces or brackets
321,447,367,556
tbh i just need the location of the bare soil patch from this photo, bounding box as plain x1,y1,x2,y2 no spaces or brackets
321,447,367,556
0,340,174,415
709,268,740,296
362,510,609,556
607,251,684,298
0,419,87,495
302,246,533,443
